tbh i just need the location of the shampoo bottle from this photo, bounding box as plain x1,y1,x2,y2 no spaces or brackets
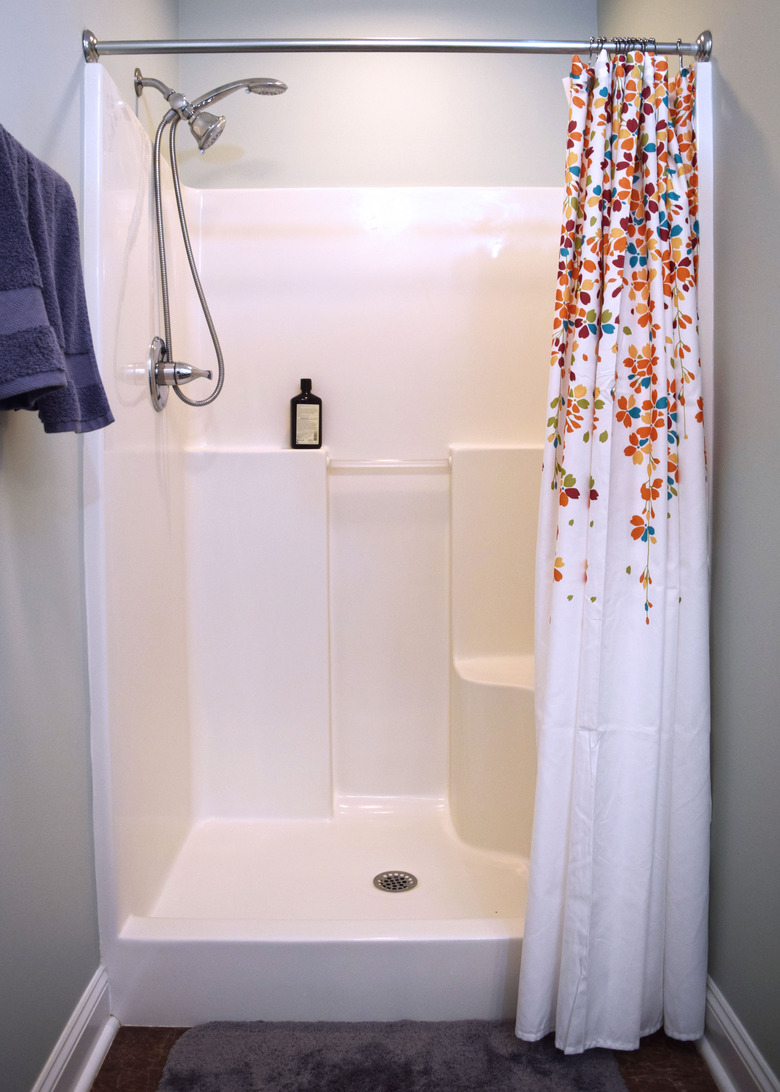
290,378,322,449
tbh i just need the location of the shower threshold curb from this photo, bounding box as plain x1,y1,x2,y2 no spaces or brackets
121,914,525,942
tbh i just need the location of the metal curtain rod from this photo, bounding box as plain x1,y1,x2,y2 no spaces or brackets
82,29,713,63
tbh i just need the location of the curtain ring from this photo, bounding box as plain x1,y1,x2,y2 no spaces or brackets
676,37,684,72
588,36,596,61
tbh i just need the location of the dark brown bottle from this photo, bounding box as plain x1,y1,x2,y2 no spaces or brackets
290,378,322,449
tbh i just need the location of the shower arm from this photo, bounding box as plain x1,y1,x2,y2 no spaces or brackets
141,75,202,125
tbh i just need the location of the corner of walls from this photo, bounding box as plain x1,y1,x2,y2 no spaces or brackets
30,968,118,1092
701,977,780,1092
597,2,780,1088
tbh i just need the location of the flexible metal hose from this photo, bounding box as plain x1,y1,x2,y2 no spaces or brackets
151,112,224,407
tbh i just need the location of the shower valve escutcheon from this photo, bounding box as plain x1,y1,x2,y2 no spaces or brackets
147,335,212,412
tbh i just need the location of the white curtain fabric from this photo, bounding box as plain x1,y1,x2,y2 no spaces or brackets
516,50,711,1053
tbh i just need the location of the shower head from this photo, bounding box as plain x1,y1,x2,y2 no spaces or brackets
134,70,287,152
188,110,226,152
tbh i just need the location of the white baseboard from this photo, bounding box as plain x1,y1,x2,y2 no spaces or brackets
700,976,780,1092
31,966,119,1092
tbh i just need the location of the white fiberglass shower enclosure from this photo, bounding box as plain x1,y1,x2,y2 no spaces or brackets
83,61,558,1025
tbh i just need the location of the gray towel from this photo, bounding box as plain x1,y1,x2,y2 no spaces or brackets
0,123,113,433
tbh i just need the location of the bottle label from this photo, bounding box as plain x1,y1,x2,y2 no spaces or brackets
296,404,320,445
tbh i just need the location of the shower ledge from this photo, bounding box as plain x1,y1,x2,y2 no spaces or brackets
454,653,534,689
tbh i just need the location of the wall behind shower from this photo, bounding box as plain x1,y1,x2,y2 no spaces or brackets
174,0,596,188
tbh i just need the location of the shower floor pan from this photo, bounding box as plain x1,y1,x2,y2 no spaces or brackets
112,797,527,1024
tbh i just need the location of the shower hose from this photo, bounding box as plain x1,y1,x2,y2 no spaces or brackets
152,110,224,406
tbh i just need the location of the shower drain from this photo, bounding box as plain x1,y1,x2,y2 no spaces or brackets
373,870,418,893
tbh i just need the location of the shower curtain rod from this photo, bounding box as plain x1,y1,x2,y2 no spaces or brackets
82,29,713,63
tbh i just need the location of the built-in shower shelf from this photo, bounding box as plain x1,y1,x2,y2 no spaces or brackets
454,653,534,689
327,456,451,472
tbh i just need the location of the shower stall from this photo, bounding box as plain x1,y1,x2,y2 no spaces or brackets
82,51,712,1025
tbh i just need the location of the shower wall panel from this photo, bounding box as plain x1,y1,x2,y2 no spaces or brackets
184,187,559,454
83,64,194,924
328,470,450,799
185,449,331,819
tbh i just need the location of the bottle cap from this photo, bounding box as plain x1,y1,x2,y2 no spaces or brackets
300,378,312,392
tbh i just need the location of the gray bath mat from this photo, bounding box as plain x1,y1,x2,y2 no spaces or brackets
156,1020,627,1091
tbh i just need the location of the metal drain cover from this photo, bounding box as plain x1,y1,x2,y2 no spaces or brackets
373,870,418,893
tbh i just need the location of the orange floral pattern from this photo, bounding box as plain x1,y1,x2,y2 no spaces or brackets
543,51,705,623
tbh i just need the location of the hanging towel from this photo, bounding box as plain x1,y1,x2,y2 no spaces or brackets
0,123,113,433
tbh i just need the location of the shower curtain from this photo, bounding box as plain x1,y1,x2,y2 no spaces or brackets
516,50,710,1053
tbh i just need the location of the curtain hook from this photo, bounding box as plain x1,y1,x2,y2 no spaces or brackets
676,37,684,73
588,36,595,62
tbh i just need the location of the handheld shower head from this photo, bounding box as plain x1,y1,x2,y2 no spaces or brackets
192,77,288,111
248,78,288,95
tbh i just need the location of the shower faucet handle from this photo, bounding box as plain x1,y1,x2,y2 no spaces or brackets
156,361,214,386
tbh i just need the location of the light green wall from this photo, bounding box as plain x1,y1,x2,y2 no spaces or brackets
176,0,595,187
0,7,176,1091
597,0,780,1079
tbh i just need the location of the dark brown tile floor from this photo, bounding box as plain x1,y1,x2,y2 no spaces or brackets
616,1032,719,1091
90,1024,719,1091
90,1028,187,1092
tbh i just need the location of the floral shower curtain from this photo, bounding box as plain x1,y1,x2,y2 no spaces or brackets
516,50,710,1053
